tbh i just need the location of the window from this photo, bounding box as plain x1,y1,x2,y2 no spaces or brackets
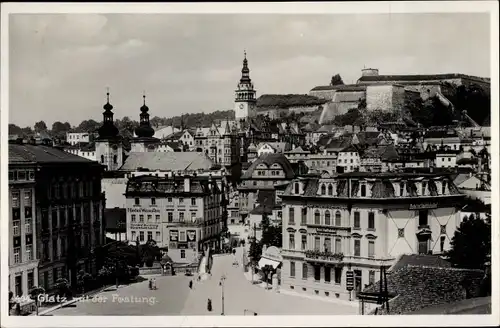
324,238,331,253
294,183,300,194
290,261,296,277
168,212,173,222
325,210,331,225
113,155,117,164
60,238,66,257
14,247,21,263
289,233,295,250
53,238,58,260
180,250,186,259
289,207,295,225
325,266,331,283
168,197,172,203
191,198,196,206
179,198,184,204
314,237,320,251
147,215,152,222
335,211,341,226
139,231,145,242
156,215,160,222
11,191,20,208
302,263,308,279
418,210,428,227
301,208,307,225
15,275,22,297
131,231,136,241
369,270,376,285
134,198,140,205
53,268,59,282
422,181,427,196
156,231,160,241
328,185,333,195
314,210,320,225
131,214,136,222
179,212,185,222
151,198,156,205
147,231,153,241
301,235,307,250
354,212,360,229
418,238,429,254
26,245,32,261
354,239,361,256
320,185,326,195
334,267,342,284
368,212,375,230
24,219,33,235
442,181,447,195
139,215,144,223
335,238,342,253
399,182,405,197
360,184,366,197
368,241,375,258
440,236,446,253
314,265,321,281
13,221,20,236
180,231,186,242
27,271,34,290
24,190,32,207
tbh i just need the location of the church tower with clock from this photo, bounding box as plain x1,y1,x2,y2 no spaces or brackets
95,90,124,171
234,51,257,124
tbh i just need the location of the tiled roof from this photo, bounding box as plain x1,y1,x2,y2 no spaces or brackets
9,144,94,164
242,153,295,179
256,94,327,109
310,84,367,92
285,146,310,154
407,296,491,315
389,254,451,273
120,152,214,172
126,175,219,196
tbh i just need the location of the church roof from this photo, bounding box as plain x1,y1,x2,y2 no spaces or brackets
120,152,214,172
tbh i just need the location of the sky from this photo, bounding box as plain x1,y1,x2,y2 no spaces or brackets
9,12,491,128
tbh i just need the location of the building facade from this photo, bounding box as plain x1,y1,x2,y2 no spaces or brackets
9,142,105,291
66,132,90,145
280,172,465,301
95,92,124,171
125,175,223,264
8,152,39,300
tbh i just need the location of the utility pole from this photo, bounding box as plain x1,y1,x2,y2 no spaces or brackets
219,274,226,315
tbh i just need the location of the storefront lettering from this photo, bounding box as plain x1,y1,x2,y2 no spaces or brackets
170,230,179,241
127,207,161,214
409,203,438,210
130,223,159,230
316,228,338,235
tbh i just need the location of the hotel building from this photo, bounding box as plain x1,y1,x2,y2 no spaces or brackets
280,172,465,301
124,174,222,264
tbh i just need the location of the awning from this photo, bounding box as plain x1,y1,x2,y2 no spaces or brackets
258,257,280,269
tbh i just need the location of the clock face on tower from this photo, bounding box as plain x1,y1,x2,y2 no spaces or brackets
239,104,244,109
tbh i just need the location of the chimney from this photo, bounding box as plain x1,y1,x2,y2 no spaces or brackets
184,176,190,193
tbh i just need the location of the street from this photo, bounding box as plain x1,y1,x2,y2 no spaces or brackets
51,247,357,315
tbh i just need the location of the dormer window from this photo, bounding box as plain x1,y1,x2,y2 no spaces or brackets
442,180,447,195
360,184,366,197
328,184,333,196
294,183,300,195
422,181,427,196
399,182,405,197
320,184,326,195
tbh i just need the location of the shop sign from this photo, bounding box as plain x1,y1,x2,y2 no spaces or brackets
187,230,197,242
130,223,159,230
178,242,188,249
409,203,437,210
170,230,179,241
127,207,161,214
316,227,338,235
262,246,283,262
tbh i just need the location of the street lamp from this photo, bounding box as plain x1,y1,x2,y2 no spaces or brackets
219,274,226,315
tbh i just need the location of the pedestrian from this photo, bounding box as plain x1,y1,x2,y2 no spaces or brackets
207,298,212,312
189,280,193,289
152,278,157,290
148,279,152,290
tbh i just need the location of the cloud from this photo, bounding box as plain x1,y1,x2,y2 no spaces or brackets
8,13,491,127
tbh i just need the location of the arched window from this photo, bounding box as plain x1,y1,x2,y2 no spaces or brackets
314,210,320,225
442,180,447,195
360,184,366,197
100,155,104,163
294,183,300,194
328,184,333,195
320,184,326,195
325,210,331,225
113,155,117,164
302,263,308,279
399,182,405,197
335,211,341,226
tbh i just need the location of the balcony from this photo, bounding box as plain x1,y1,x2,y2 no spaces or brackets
304,250,344,264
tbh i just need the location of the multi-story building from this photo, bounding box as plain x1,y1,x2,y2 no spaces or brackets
238,153,295,222
66,132,90,146
280,172,465,301
9,141,105,291
124,174,223,264
8,148,39,301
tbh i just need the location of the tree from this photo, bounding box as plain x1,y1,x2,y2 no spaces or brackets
51,121,72,139
75,119,101,133
34,121,47,133
249,239,262,264
446,215,491,270
29,286,45,315
333,108,363,126
260,214,282,248
9,124,23,136
330,74,344,86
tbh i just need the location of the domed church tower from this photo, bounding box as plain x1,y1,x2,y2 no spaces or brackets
130,93,160,152
234,51,257,126
95,90,124,171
